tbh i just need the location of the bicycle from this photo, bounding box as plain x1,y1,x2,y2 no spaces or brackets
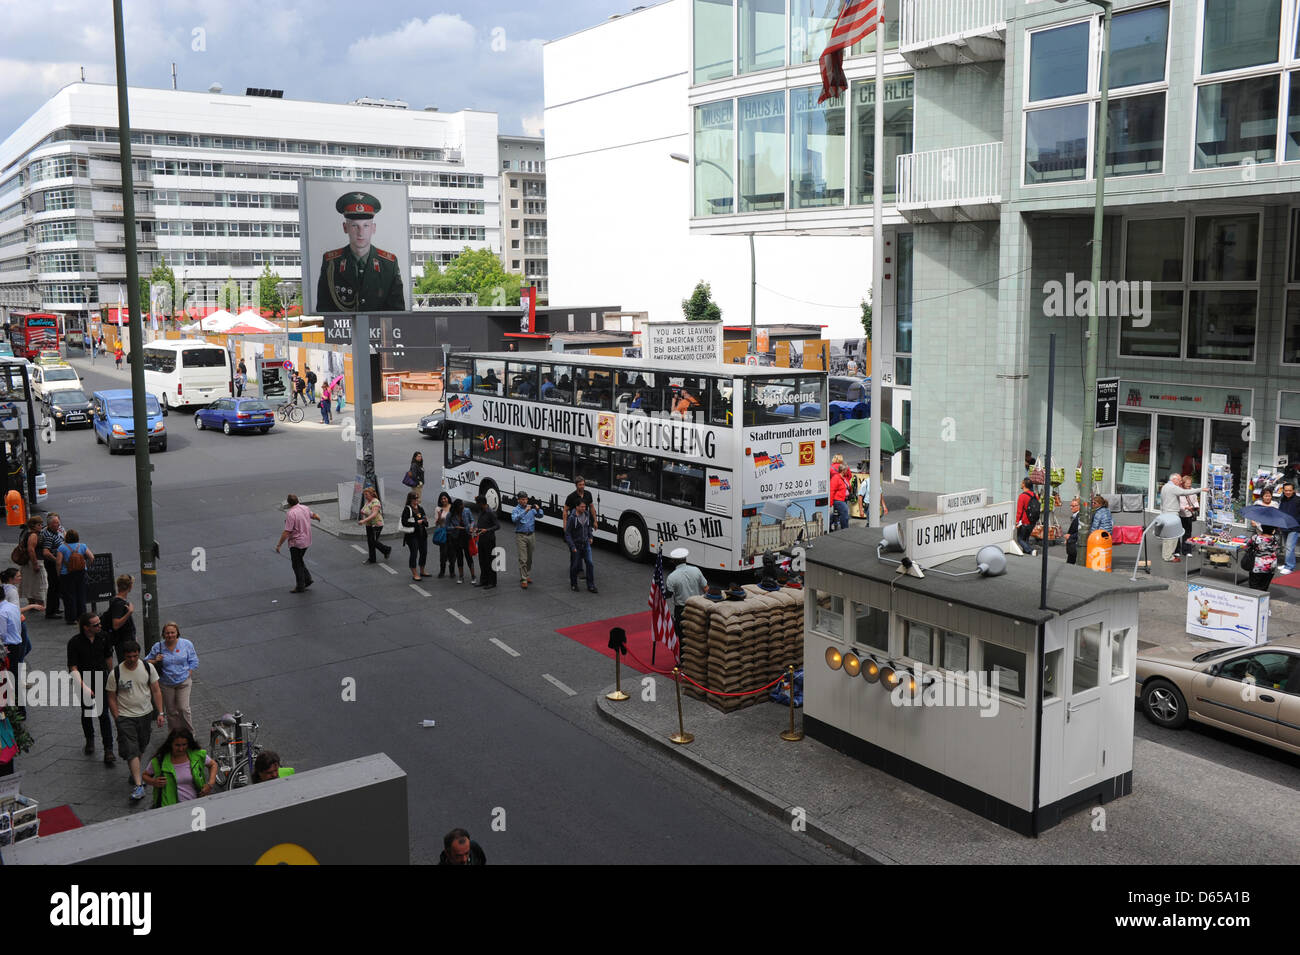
208,711,263,791
277,401,303,423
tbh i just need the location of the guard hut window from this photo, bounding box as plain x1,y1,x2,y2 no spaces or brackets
981,643,1026,701
812,590,844,638
904,619,935,665
853,603,890,655
1110,628,1130,680
942,631,969,671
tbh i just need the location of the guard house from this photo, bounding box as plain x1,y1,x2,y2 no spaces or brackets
803,525,1166,835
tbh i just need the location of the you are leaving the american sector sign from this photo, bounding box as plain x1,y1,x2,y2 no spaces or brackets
905,501,1017,564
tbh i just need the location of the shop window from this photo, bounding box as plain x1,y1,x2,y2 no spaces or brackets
814,590,845,637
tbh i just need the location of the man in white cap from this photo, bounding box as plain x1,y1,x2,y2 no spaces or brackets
665,547,708,643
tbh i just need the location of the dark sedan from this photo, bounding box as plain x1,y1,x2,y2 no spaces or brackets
45,388,92,429
418,411,455,440
194,397,276,435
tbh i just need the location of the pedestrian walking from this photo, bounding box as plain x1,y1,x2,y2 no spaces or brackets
293,371,307,406
17,515,46,611
1277,482,1300,574
1015,479,1038,554
1158,473,1187,563
305,366,317,403
565,500,596,593
106,640,165,801
142,728,217,807
511,492,541,588
1,569,40,693
1246,530,1280,592
563,476,595,528
472,495,500,589
1090,494,1113,535
114,345,123,369
357,487,392,564
67,612,115,763
401,490,430,581
102,574,137,662
318,385,333,424
432,491,454,579
336,381,346,413
665,547,706,639
234,369,246,398
403,451,425,495
146,621,200,735
275,493,322,593
1065,497,1081,565
0,583,23,682
447,499,473,584
829,457,850,532
55,528,94,623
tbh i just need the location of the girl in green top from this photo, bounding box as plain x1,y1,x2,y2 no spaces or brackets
142,728,217,808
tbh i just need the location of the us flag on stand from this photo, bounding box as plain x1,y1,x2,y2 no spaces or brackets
649,549,677,658
818,0,881,103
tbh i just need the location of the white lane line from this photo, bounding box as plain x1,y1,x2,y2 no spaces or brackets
489,637,520,657
380,563,398,575
542,673,578,697
351,544,367,555
410,583,431,597
446,608,471,625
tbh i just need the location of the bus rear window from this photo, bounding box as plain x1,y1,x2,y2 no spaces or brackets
182,349,226,368
744,376,826,424
446,355,472,393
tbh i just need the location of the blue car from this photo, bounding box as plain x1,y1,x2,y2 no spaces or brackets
92,389,166,453
194,397,276,435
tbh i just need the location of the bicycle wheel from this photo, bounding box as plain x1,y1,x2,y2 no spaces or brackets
288,405,304,423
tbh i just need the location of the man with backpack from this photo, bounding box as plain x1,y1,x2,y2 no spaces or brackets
305,366,317,403
106,640,165,801
293,371,308,407
13,516,45,609
1016,478,1040,554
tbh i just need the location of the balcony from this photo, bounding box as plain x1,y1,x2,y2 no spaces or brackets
900,0,1005,69
895,142,1002,223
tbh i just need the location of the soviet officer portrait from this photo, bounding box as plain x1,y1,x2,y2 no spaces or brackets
316,191,407,313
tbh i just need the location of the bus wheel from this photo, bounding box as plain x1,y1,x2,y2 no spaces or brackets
618,513,649,562
479,479,500,514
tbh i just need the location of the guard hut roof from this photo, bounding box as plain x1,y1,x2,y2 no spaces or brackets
809,527,1167,626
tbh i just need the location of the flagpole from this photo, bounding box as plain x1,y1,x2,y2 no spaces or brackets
869,4,884,529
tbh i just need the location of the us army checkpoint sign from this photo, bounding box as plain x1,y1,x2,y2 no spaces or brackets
300,179,412,315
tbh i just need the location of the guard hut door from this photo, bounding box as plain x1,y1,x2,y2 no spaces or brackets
1063,616,1106,791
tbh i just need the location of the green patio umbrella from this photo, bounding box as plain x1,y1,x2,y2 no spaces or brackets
829,418,908,454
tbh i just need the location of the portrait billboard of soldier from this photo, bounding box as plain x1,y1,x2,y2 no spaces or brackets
300,180,411,314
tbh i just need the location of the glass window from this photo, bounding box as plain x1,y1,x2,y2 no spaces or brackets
1155,413,1205,488
850,76,913,203
1194,76,1280,169
1109,4,1169,89
624,369,658,415
1193,214,1259,282
705,377,731,427
448,427,472,466
665,375,705,422
1025,105,1089,184
1201,0,1281,75
1103,93,1165,177
942,632,969,671
1072,623,1102,693
1126,218,1184,283
739,92,785,212
473,427,505,466
853,603,890,655
1119,288,1183,358
574,367,612,410
791,0,837,65
738,0,785,75
694,101,735,216
1188,290,1257,361
797,375,826,419
982,643,1026,700
1288,73,1300,161
613,451,659,499
505,432,537,473
1219,650,1296,687
1285,290,1300,363
1279,422,1300,468
814,590,844,637
1043,648,1063,700
849,0,898,54
896,231,913,373
506,362,537,399
473,359,504,396
694,0,734,82
1029,22,1090,101
745,376,799,425
790,87,845,210
574,444,611,488
538,364,573,405
538,438,573,481
905,621,934,665
446,355,472,393
662,460,706,509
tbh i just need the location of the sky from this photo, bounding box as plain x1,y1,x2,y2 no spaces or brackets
0,0,632,139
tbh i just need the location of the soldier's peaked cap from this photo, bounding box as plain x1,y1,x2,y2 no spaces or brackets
337,191,381,219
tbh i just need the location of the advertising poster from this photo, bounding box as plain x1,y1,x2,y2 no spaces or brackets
1186,584,1267,646
739,495,825,562
300,179,411,315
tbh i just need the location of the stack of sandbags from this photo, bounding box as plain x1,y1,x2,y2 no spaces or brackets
705,599,757,712
679,595,712,701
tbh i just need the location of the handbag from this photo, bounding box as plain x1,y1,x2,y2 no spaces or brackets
1239,544,1256,572
468,535,479,557
432,526,447,545
402,470,418,488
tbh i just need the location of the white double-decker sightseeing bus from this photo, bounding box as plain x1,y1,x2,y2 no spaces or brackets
440,352,829,571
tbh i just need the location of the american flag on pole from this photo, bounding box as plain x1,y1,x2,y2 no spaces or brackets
818,0,881,103
649,548,677,658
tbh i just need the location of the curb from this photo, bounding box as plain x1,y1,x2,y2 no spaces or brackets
594,688,899,865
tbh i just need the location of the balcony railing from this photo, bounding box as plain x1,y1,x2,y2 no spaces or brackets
895,142,1002,222
900,0,1005,68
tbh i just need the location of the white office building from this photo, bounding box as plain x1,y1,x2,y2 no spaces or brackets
0,82,501,320
499,134,549,302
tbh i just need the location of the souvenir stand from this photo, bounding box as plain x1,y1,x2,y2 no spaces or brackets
1184,460,1248,585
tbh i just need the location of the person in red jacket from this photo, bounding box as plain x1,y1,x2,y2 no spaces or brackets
830,465,850,532
1016,478,1037,553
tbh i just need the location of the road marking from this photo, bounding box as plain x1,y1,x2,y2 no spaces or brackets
489,638,520,657
351,544,367,555
542,673,578,697
380,563,398,575
410,583,431,597
446,608,471,625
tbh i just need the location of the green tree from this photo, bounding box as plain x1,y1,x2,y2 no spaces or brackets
217,279,242,311
681,280,722,322
415,246,523,306
138,261,180,318
257,263,285,317
860,290,872,340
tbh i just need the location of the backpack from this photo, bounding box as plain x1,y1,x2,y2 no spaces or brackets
113,660,160,721
1024,492,1041,527
10,531,31,566
69,546,86,573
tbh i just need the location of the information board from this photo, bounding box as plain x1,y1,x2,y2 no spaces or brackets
643,321,722,363
87,552,115,604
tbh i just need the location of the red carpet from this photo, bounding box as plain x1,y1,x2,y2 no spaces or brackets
1270,571,1300,590
37,805,82,835
556,611,673,674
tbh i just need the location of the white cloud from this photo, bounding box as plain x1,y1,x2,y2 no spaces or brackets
520,113,545,137
347,14,477,63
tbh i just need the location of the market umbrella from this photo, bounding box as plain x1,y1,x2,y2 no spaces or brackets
829,418,908,454
1242,505,1299,531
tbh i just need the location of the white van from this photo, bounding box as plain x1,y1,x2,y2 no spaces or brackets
142,340,231,411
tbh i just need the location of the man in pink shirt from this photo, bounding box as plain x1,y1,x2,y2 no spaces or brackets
275,494,322,593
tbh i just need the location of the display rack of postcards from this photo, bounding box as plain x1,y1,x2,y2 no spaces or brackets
1248,468,1285,504
1205,463,1235,537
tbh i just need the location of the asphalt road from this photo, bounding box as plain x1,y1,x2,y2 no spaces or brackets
41,358,847,864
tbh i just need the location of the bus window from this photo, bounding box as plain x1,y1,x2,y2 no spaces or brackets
622,370,657,415
538,438,574,481
446,355,472,393
506,432,537,473
474,360,504,396
661,461,705,510
448,426,472,466
704,376,731,427
574,445,611,488
574,368,612,411
667,376,702,422
538,364,573,405
745,377,802,425
507,362,538,399
796,375,827,419
181,348,226,367
613,451,658,500
473,427,505,466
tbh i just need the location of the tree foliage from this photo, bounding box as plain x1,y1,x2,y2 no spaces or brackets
217,279,243,311
681,280,722,322
138,261,182,317
860,290,872,340
257,263,285,317
415,246,523,306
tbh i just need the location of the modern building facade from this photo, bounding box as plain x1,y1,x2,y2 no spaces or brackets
0,83,500,322
498,134,549,302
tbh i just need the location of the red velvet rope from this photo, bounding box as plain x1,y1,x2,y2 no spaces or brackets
622,647,791,697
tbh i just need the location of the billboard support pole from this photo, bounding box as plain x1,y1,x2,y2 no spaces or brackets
351,313,377,519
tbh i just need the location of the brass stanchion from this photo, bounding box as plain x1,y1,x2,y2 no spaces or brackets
606,626,629,702
779,665,803,741
669,667,694,745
